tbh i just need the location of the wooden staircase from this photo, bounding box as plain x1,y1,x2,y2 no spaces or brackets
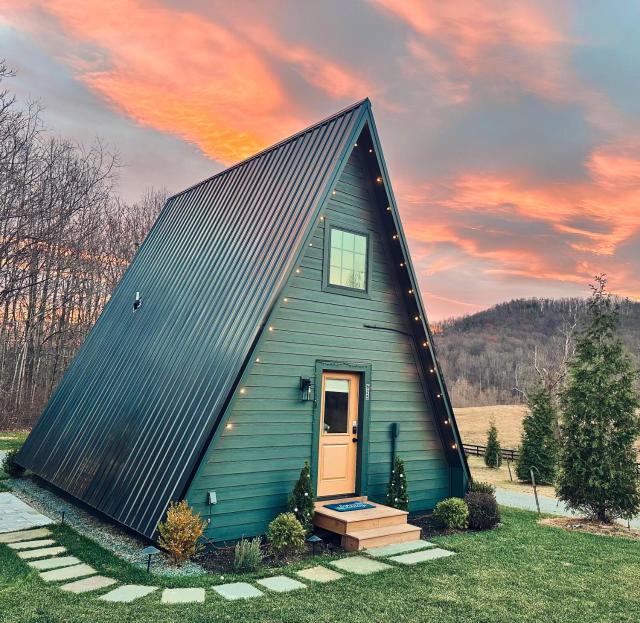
313,497,421,551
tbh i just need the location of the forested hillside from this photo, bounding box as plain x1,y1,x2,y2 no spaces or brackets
433,297,640,407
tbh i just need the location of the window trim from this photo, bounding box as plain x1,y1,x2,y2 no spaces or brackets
322,221,372,298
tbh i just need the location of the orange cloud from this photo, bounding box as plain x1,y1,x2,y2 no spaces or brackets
5,0,371,164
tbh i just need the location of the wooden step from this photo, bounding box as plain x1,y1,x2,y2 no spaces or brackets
313,499,408,535
342,523,422,551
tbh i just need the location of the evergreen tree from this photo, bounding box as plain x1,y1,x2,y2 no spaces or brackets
386,456,409,511
484,422,502,468
288,461,315,533
557,276,640,522
516,385,558,484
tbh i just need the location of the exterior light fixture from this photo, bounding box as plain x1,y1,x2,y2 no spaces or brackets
133,291,143,311
299,377,313,402
307,533,322,555
142,545,160,573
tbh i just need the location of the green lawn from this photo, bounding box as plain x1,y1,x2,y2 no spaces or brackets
1,507,639,623
0,430,29,452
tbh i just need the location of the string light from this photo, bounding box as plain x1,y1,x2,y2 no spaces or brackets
429,368,434,373
320,215,325,221
451,443,457,449
332,190,336,195
444,419,449,425
422,341,428,347
255,357,260,363
437,393,442,398
414,315,420,321
225,423,233,430
386,206,391,212
354,143,358,147
283,298,289,303
239,388,246,395
295,268,301,274
369,148,373,153
309,242,313,247
268,326,274,332
376,176,383,183
392,234,398,240
408,289,413,294
400,262,405,267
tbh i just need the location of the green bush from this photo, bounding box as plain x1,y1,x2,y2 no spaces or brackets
266,512,305,558
465,492,500,530
288,461,315,533
2,448,25,478
468,480,495,495
433,497,468,531
233,536,263,572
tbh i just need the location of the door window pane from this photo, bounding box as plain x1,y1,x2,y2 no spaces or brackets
328,227,367,290
324,379,349,434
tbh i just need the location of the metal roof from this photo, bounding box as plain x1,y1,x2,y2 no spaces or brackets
17,99,369,538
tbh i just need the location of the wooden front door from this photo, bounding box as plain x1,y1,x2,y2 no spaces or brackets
317,372,359,497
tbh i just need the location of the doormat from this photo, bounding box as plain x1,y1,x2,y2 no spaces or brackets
324,501,375,512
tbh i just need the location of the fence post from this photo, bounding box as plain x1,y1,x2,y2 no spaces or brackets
506,459,513,482
530,468,541,515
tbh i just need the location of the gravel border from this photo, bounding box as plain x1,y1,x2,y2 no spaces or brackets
7,476,205,577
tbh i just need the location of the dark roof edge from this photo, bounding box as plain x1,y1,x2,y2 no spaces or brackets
167,98,370,202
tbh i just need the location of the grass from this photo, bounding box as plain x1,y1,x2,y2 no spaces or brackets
0,430,29,452
1,507,640,622
467,456,555,496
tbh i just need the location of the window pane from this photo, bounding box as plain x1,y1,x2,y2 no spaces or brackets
324,379,349,434
328,227,367,291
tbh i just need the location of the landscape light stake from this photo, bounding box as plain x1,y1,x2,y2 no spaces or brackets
142,546,160,573
60,510,66,525
530,468,541,515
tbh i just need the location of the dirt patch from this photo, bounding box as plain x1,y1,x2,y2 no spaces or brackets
539,516,640,541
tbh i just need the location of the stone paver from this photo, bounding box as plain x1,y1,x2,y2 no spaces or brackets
0,527,51,543
17,546,66,560
29,555,82,570
39,563,96,582
366,539,433,558
0,492,53,534
213,582,263,600
99,584,158,603
256,575,307,592
161,588,206,604
389,547,455,565
8,538,55,550
296,565,343,583
60,575,117,593
330,556,392,575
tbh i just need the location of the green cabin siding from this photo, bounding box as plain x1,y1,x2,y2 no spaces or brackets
186,147,451,542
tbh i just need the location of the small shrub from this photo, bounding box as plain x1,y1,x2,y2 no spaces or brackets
266,512,305,558
1,448,25,478
288,461,315,533
233,536,263,572
468,480,495,495
386,456,409,511
465,492,501,530
157,500,207,566
433,497,468,531
484,422,502,468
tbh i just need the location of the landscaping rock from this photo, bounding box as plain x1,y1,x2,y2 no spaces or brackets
60,576,117,593
389,547,455,565
256,575,307,592
161,588,206,604
99,584,158,603
39,563,96,582
213,582,264,600
0,527,51,543
17,546,66,560
296,565,343,583
330,556,392,575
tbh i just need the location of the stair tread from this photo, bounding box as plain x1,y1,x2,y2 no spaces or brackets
314,500,408,523
345,523,420,539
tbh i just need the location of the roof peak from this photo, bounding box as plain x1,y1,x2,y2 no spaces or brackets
169,98,370,201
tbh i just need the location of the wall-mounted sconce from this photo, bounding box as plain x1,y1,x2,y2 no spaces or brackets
299,377,313,402
133,291,143,311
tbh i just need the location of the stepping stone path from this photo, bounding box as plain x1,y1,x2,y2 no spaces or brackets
0,493,53,534
40,563,96,582
8,539,55,550
2,508,459,607
296,565,343,583
330,556,392,575
18,546,66,559
389,547,456,565
99,584,158,603
61,576,118,593
161,588,206,604
256,575,306,593
366,539,433,558
29,555,81,570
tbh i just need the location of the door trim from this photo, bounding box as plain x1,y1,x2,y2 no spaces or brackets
311,360,372,499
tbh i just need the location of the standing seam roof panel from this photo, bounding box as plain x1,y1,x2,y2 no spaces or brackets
17,101,366,537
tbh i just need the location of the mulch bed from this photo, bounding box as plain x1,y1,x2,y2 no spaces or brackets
539,516,640,541
409,513,450,538
195,530,345,574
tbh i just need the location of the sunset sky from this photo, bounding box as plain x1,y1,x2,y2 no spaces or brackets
1,1,639,319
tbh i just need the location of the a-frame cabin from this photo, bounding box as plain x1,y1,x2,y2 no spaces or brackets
17,100,469,547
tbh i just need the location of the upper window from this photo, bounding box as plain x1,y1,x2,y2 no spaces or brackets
329,227,368,291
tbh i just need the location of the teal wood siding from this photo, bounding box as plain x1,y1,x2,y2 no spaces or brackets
186,147,450,541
